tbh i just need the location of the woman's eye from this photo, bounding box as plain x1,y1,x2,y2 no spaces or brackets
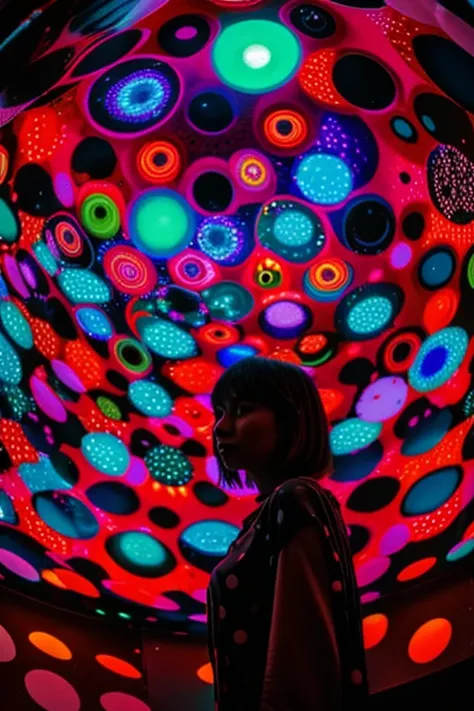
236,403,253,417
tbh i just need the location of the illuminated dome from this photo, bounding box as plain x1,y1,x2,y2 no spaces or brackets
0,0,474,655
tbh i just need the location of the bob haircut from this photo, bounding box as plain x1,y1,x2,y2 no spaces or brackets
211,356,332,490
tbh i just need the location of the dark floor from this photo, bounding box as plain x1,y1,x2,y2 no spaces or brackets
371,655,473,710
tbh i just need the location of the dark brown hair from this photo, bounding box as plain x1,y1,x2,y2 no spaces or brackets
211,356,332,489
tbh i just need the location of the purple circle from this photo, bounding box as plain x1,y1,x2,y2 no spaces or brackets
176,26,198,40
0,549,40,581
30,375,68,423
390,242,412,269
266,301,306,328
355,376,408,423
360,591,380,604
3,255,29,298
51,360,86,393
124,456,148,486
379,524,411,555
356,556,391,587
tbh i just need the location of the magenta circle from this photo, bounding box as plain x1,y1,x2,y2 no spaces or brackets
25,670,81,711
356,557,391,587
0,548,40,581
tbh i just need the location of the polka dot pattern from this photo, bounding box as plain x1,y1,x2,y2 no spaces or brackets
0,0,472,650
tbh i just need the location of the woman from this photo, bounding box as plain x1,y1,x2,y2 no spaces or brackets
207,356,368,711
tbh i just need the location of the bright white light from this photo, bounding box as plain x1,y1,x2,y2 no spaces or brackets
242,44,271,70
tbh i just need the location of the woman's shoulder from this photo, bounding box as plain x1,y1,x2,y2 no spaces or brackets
267,477,338,546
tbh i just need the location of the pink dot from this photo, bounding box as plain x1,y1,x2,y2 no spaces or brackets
361,591,380,604
233,630,248,644
332,580,343,592
189,613,207,624
379,524,411,556
176,26,198,40
0,549,39,581
0,624,16,662
100,692,151,711
351,669,363,685
226,575,239,589
356,557,391,587
219,606,226,619
25,670,81,711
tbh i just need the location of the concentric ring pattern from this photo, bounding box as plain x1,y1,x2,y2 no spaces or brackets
0,0,474,634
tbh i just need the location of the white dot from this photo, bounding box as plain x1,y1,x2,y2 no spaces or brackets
242,44,271,70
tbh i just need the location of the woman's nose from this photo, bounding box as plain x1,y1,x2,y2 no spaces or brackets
214,409,233,436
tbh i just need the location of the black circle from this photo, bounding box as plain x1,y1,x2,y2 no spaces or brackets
413,35,474,114
333,54,396,110
193,172,233,212
193,481,229,507
149,506,181,529
346,477,401,513
188,91,234,133
414,93,474,158
402,211,425,241
400,172,411,184
348,524,370,555
14,164,61,217
86,482,140,515
71,30,142,77
50,451,79,488
343,196,396,255
72,137,117,179
290,4,337,39
157,14,211,58
121,344,143,367
46,297,78,340
153,152,167,167
276,120,292,136
106,370,129,391
393,342,410,363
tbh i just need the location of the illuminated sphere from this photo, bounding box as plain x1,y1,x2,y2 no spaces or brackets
0,0,473,658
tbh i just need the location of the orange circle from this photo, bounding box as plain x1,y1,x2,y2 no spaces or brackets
43,569,100,598
29,632,72,660
137,141,181,184
263,109,308,148
197,663,214,684
397,557,437,582
423,288,458,334
408,618,452,664
362,614,389,650
96,654,142,679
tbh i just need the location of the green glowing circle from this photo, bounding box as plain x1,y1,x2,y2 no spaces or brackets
128,189,195,258
80,193,120,239
467,254,474,289
212,20,301,94
116,338,152,373
0,199,19,243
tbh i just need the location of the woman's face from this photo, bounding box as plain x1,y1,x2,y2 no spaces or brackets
213,397,278,479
